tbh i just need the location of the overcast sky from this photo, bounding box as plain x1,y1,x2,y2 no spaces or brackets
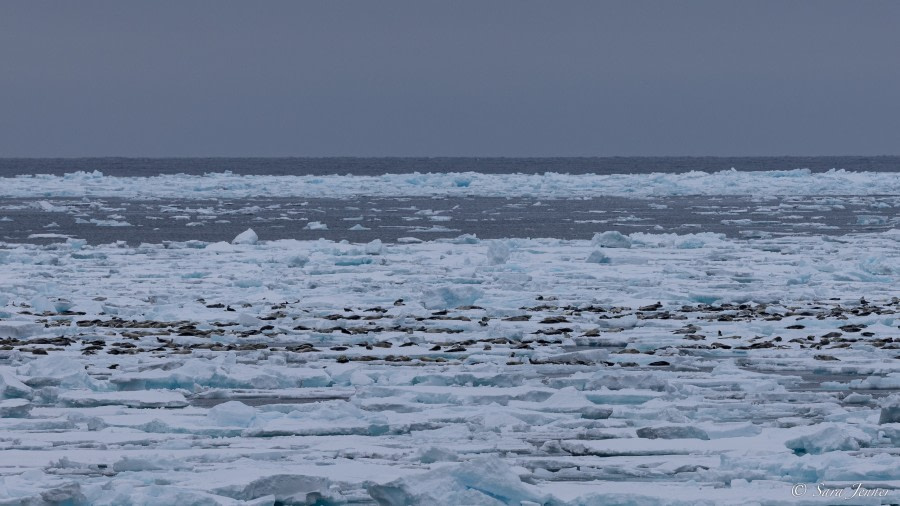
1,1,899,157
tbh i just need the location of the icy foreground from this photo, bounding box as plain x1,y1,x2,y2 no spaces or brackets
1,231,900,505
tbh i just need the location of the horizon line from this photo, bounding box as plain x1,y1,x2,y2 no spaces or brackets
2,154,900,160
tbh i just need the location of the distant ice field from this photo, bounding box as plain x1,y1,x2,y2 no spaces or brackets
2,169,900,200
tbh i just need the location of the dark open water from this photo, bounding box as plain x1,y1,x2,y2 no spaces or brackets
1,156,898,177
2,194,897,245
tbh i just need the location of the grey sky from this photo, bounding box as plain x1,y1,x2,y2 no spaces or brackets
1,1,899,157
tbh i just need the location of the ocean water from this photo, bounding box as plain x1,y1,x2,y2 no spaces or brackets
2,194,897,245
1,155,899,177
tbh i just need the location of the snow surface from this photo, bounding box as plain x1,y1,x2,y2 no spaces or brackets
1,217,900,503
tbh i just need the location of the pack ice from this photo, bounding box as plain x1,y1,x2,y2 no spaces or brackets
1,176,900,504
1,169,899,199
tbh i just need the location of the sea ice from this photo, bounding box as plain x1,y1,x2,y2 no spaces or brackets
4,169,900,199
486,240,510,265
0,320,43,339
585,250,611,263
784,425,871,455
0,398,32,417
879,394,900,424
0,222,899,503
231,228,259,245
421,286,484,310
57,390,189,408
367,457,548,506
592,231,632,248
364,239,383,255
207,400,258,427
0,370,33,399
304,221,328,230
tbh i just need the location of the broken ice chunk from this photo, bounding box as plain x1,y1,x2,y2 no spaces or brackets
0,321,43,339
586,250,611,264
367,457,548,506
207,400,257,427
304,221,328,230
486,240,510,265
365,239,383,255
18,356,99,390
879,394,900,425
784,424,871,455
0,398,32,417
232,228,259,245
592,231,632,248
421,286,484,310
0,370,33,399
57,390,188,408
416,446,460,464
